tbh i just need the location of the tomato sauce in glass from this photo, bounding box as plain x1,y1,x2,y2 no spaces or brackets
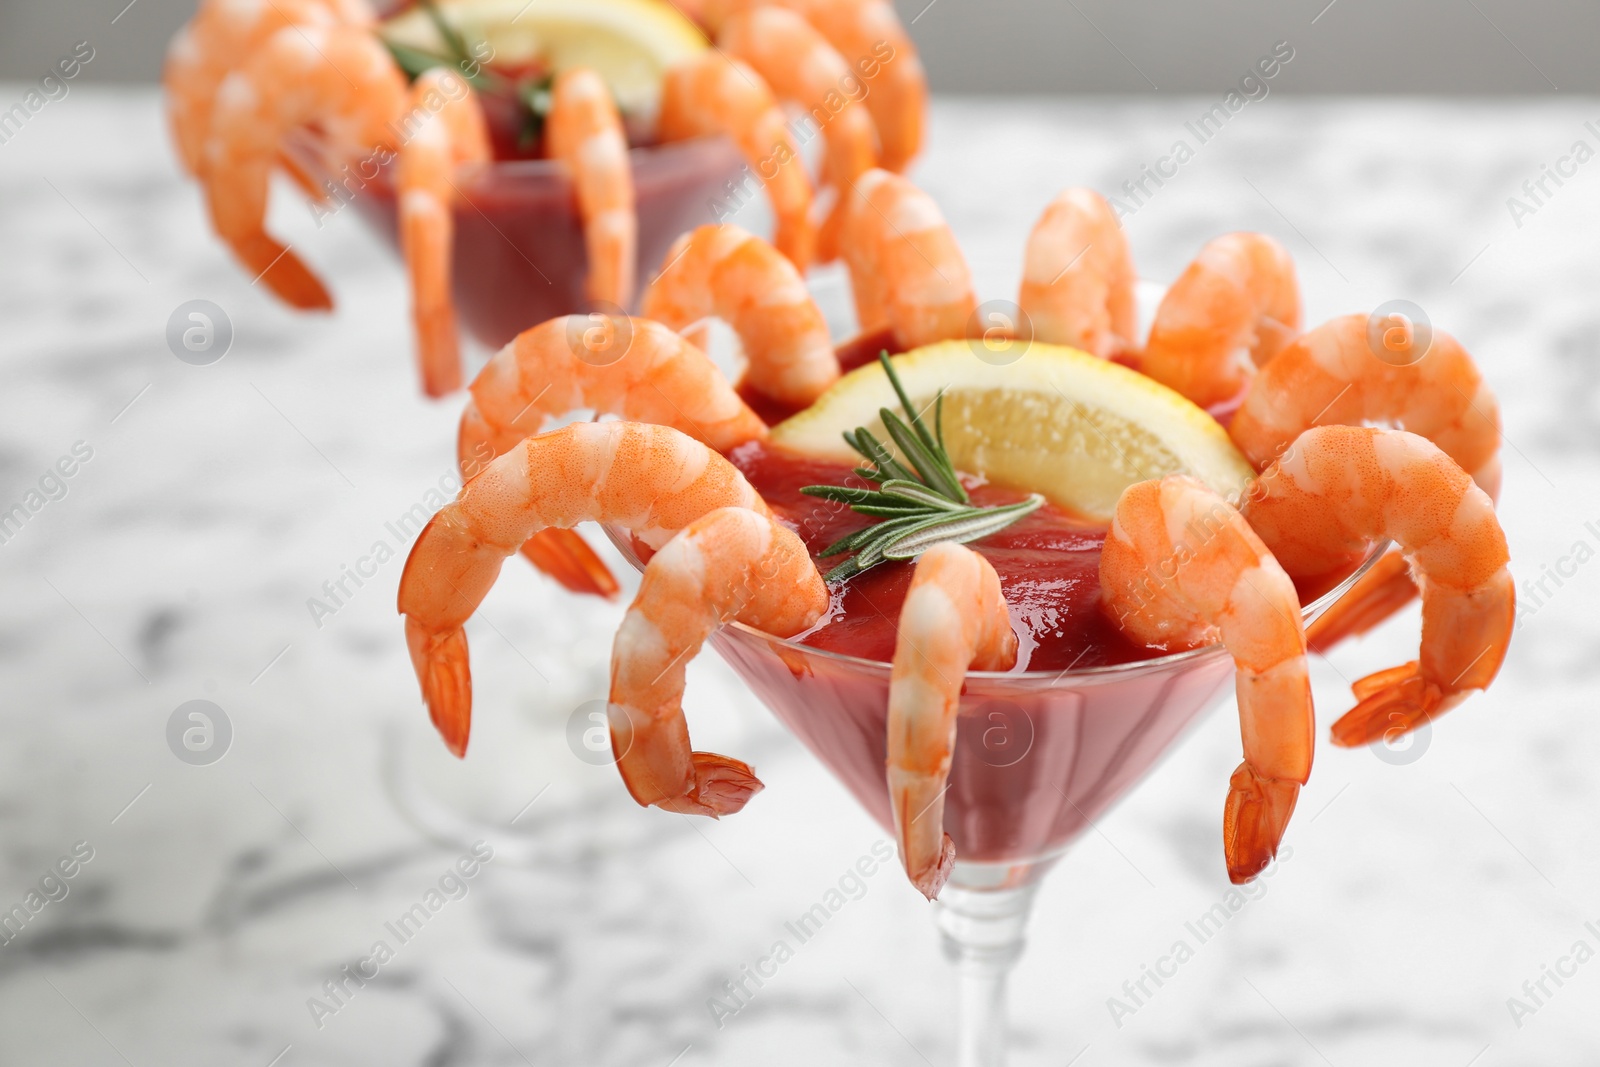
725,441,1156,672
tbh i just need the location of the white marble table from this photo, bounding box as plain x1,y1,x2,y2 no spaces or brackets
2,90,1598,1066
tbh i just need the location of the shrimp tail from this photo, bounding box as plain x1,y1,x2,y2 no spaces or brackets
663,752,765,817
1329,661,1451,747
894,796,955,900
1223,762,1300,884
404,616,471,757
609,506,826,817
518,529,621,600
887,543,1016,900
1305,551,1418,653
238,232,333,310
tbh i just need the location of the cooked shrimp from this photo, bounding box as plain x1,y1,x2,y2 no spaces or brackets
641,224,839,407
1240,425,1513,747
547,67,637,308
1017,188,1137,358
611,507,827,815
455,314,770,599
1138,233,1301,409
458,315,768,472
700,0,926,172
887,543,1017,899
718,6,876,262
795,0,926,172
1232,314,1503,649
399,422,772,756
396,67,490,397
1230,313,1503,497
203,23,407,309
163,0,357,180
658,51,815,270
1101,476,1312,884
841,169,977,350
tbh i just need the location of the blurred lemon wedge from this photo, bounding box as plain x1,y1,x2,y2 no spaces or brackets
381,0,707,116
770,340,1255,521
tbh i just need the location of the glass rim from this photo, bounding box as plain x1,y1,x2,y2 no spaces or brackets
280,129,735,188
460,134,736,181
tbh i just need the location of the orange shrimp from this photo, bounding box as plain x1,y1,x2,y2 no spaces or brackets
1017,188,1137,358
717,6,876,262
640,224,839,408
699,0,926,172
1230,313,1502,497
801,0,926,172
399,422,772,756
456,314,769,599
1101,476,1312,883
1240,426,1513,747
1138,233,1301,409
886,543,1017,899
546,67,637,309
657,51,815,271
1232,314,1504,650
396,67,490,397
163,0,360,185
458,315,769,471
841,169,977,350
610,507,827,815
202,23,406,310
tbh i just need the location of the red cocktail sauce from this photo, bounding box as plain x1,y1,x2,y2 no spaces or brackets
726,441,1154,672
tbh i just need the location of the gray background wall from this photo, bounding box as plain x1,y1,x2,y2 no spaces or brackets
1,0,1594,91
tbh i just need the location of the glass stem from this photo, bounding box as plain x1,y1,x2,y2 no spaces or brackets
934,883,1038,1067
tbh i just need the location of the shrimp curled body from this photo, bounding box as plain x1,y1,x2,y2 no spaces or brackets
718,7,874,262
202,23,407,310
1241,426,1512,746
1139,233,1301,409
547,68,637,309
641,224,839,408
1017,188,1137,358
841,169,977,350
887,543,1017,899
396,67,490,397
658,52,814,270
610,506,827,816
455,314,770,599
399,422,771,756
1101,476,1312,883
1235,314,1504,651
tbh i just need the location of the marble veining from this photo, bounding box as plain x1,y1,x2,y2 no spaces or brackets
1,89,1598,1065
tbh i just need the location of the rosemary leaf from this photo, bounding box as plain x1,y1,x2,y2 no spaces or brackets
799,484,892,505
879,480,967,512
822,556,863,583
808,352,1041,583
848,428,917,484
421,0,475,72
818,513,932,558
881,496,1045,560
880,409,966,502
879,351,940,457
384,41,452,80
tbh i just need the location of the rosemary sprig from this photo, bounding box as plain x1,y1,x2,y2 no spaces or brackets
800,352,1043,583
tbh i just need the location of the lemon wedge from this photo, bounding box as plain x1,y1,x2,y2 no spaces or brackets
770,340,1255,521
381,0,708,117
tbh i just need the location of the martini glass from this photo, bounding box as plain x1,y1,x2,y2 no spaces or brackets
344,134,747,347
605,526,1388,1065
